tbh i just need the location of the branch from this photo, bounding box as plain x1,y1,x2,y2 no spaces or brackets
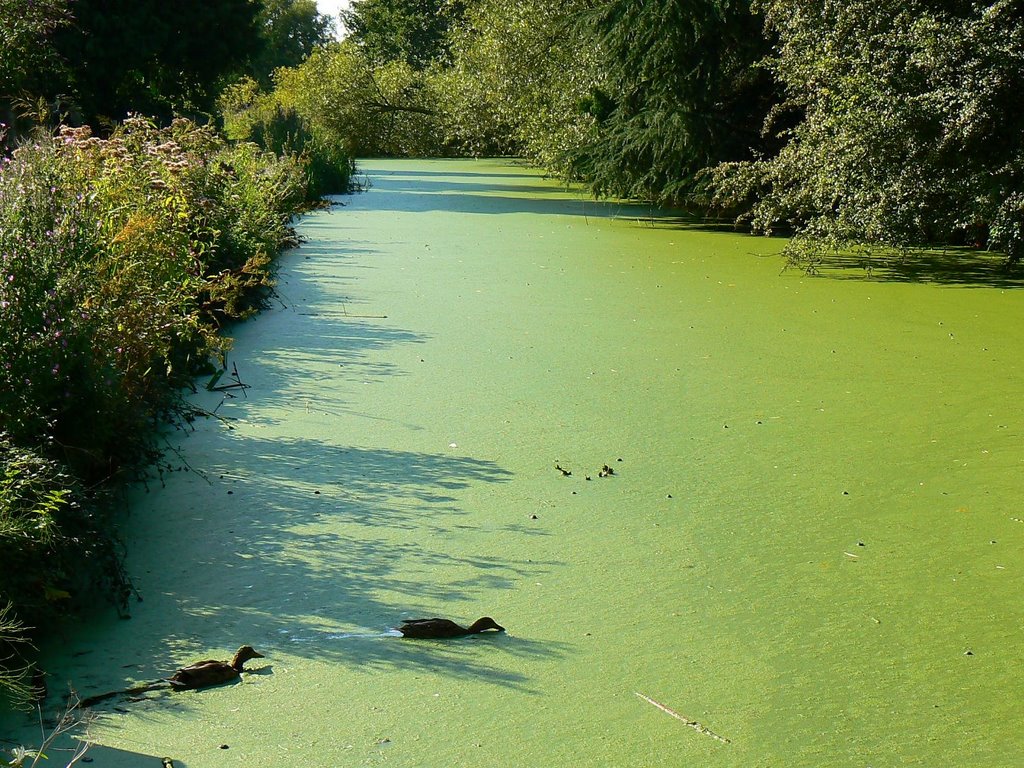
363,100,436,116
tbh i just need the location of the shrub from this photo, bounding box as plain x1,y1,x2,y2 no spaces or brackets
0,116,314,703
220,75,352,196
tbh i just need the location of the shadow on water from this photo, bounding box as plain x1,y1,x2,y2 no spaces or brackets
102,432,566,697
359,164,1024,290
181,430,566,691
807,248,1024,289
361,166,539,180
83,743,184,767
57,237,571,711
355,169,758,233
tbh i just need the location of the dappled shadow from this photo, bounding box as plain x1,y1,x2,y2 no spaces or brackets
350,168,661,221
804,247,1024,289
79,743,186,767
56,230,571,709
357,165,540,180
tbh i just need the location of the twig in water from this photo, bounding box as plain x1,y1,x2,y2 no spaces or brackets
340,302,388,319
634,691,731,744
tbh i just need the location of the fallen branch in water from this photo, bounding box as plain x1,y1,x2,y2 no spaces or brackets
634,691,731,744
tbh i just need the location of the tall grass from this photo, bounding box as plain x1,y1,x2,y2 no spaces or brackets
0,116,339,706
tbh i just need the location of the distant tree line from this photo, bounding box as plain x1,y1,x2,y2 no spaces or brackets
225,0,1023,266
0,0,333,133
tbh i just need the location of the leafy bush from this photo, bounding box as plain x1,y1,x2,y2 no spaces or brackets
712,0,1024,267
0,118,309,475
0,435,128,709
220,75,353,194
0,116,314,703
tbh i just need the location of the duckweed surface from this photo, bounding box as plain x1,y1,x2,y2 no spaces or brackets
5,159,1024,767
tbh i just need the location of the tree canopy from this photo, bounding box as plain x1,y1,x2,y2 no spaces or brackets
712,0,1024,265
573,0,775,203
250,0,335,88
340,0,467,68
50,0,263,123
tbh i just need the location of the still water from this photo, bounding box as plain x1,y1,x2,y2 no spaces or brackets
5,159,1023,766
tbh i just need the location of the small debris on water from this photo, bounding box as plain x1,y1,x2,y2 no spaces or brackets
219,744,229,750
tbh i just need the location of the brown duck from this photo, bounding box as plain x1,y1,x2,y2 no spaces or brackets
167,645,264,690
78,645,265,707
397,617,504,639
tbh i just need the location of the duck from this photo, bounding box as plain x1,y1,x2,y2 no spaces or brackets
166,645,264,690
397,617,505,639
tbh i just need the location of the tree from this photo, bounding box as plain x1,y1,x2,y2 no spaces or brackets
341,0,466,69
274,41,441,156
51,0,263,125
432,0,599,165
250,0,335,87
713,0,1024,266
572,0,775,203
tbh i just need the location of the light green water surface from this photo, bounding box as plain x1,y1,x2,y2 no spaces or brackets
4,158,1023,767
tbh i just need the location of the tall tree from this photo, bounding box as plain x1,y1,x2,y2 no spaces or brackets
573,0,775,203
340,0,466,68
432,0,599,165
51,0,263,125
250,0,334,87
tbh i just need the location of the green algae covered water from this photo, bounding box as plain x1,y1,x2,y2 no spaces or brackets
4,159,1024,767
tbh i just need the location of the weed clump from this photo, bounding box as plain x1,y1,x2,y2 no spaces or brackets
0,116,326,705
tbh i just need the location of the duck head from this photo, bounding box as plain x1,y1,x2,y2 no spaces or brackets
230,645,265,670
468,617,505,633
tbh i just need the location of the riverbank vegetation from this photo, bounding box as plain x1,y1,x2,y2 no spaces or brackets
1,0,350,708
236,0,1023,267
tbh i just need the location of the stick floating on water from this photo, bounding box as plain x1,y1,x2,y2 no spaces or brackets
634,691,731,744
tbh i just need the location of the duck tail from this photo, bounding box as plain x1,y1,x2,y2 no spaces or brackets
77,679,169,708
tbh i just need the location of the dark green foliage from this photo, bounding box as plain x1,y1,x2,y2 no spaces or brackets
573,0,775,203
0,0,71,144
219,76,353,193
341,0,467,69
712,0,1024,267
249,105,352,196
249,0,335,88
0,433,131,708
0,0,69,96
0,434,129,622
50,0,263,124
